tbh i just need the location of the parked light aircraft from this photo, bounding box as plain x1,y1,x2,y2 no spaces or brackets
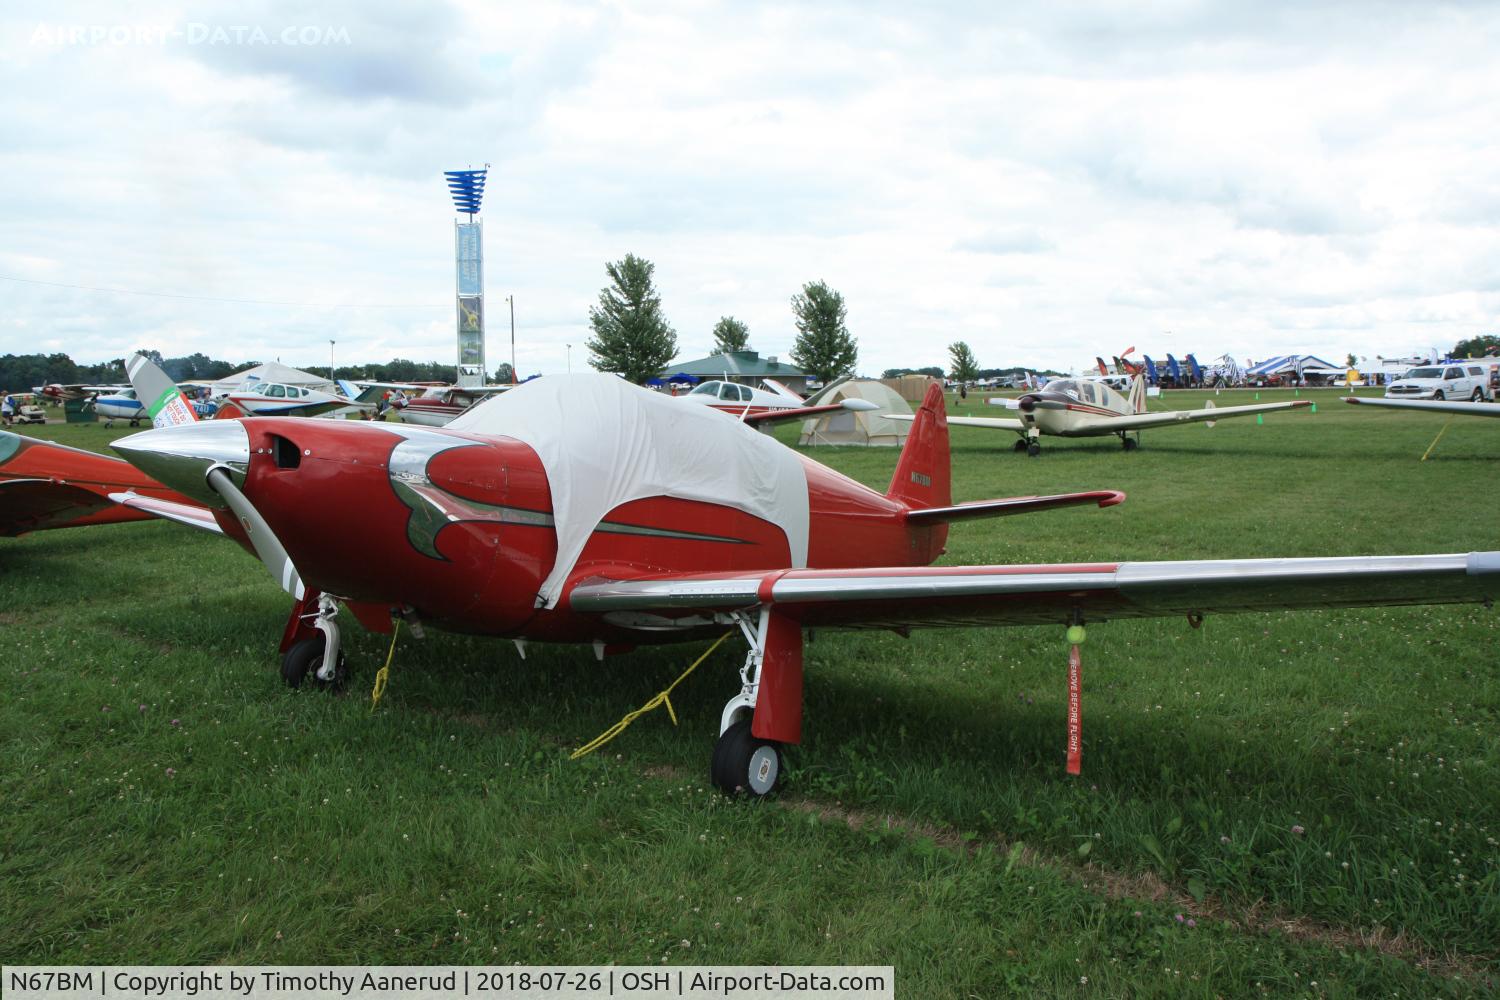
395,384,512,426
893,374,1311,455
677,376,879,425
88,364,1496,796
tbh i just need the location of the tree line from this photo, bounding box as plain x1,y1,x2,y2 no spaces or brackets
585,253,860,384
0,350,493,393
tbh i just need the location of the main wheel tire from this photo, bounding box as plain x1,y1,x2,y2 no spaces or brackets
281,636,348,692
1012,439,1028,453
711,720,782,797
1433,390,1445,401
1026,442,1041,457
1122,437,1139,451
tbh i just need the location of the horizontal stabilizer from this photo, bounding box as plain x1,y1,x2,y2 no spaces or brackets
904,490,1125,524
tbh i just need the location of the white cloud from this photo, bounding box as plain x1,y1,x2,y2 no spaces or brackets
2,0,1499,376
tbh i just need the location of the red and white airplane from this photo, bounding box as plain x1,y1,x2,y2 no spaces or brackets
676,376,879,426
96,369,1498,795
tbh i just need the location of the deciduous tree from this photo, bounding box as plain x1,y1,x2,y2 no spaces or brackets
948,341,980,383
712,316,750,355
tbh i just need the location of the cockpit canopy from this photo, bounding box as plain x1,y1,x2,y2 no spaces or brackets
689,380,753,402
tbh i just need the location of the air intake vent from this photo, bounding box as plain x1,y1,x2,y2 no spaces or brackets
271,435,301,470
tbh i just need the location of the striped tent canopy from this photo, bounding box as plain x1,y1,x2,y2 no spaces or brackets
1244,355,1339,377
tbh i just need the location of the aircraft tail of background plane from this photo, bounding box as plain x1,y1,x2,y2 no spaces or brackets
1096,357,1110,376
886,382,951,511
1128,374,1147,413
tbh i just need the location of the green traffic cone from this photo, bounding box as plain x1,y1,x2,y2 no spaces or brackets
1256,413,1264,425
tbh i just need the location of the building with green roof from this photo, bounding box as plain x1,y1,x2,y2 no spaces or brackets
662,350,809,394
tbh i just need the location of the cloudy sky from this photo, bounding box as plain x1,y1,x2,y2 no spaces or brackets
4,1,1499,376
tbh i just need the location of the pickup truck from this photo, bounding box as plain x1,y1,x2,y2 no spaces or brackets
1384,365,1491,402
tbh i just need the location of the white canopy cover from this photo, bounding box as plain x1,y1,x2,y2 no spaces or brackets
449,373,811,608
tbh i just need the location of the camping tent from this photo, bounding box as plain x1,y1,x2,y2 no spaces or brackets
212,361,335,394
798,380,912,447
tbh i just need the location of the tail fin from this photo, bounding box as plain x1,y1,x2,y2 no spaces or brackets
1096,356,1109,376
886,382,951,509
125,353,199,428
1128,374,1147,413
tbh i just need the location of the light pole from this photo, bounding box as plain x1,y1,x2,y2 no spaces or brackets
329,340,336,380
507,294,516,384
566,343,571,373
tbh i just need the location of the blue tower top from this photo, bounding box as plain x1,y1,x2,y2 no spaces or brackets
444,168,487,216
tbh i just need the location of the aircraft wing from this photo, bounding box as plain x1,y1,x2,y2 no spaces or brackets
567,552,1499,631
1344,396,1500,418
0,479,115,536
743,399,879,426
888,413,1027,432
1102,399,1310,432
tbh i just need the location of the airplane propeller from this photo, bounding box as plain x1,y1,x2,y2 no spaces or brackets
113,422,306,598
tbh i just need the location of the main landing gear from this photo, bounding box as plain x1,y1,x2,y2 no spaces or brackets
1120,434,1139,451
710,608,804,797
279,592,348,692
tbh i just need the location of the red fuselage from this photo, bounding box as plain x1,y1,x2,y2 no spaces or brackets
223,419,946,642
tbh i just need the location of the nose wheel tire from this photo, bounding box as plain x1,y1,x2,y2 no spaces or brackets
1026,442,1042,457
711,720,782,797
281,636,348,692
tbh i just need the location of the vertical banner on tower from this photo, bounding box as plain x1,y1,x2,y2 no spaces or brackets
455,220,484,387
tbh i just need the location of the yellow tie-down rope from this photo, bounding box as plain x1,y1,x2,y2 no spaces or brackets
570,631,734,760
370,619,402,711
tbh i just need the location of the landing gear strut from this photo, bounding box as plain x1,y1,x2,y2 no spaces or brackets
711,608,802,797
280,593,347,691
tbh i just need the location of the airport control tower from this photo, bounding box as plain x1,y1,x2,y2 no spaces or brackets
445,168,487,388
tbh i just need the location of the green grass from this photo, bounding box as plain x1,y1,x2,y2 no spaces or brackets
2,391,1497,997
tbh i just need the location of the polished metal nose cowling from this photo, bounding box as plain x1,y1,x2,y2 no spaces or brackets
112,420,251,507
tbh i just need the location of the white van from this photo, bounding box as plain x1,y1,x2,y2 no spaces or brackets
1384,364,1492,402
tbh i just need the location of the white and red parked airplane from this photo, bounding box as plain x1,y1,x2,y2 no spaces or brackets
96,368,1498,796
676,376,879,425
900,374,1312,455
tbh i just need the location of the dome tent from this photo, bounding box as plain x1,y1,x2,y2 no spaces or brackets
797,380,912,447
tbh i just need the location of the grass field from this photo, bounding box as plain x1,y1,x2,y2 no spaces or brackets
1,388,1497,997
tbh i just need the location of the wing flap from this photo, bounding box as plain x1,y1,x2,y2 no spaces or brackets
568,552,1498,631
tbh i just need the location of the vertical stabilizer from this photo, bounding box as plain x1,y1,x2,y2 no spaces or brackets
886,382,951,509
1128,374,1147,413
